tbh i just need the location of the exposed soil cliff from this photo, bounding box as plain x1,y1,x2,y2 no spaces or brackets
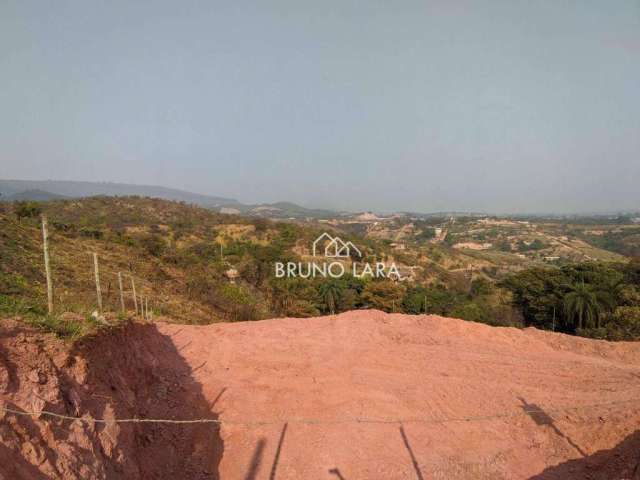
0,319,222,479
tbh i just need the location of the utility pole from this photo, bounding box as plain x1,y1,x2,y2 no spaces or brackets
93,252,102,313
41,216,53,314
117,272,125,313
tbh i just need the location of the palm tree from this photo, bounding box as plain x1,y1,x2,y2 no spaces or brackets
596,276,623,315
318,280,344,315
563,281,601,329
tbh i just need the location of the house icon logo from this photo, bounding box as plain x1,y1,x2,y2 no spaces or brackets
274,232,401,279
312,232,362,258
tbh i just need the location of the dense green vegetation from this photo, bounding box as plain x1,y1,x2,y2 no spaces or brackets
578,229,640,258
501,260,640,339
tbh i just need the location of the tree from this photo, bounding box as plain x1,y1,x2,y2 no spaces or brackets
624,258,640,285
270,278,297,315
416,227,435,241
619,285,640,306
606,306,640,340
14,201,42,221
361,281,405,312
470,278,493,297
402,286,429,314
563,281,601,329
139,234,165,256
317,279,344,314
450,302,490,323
402,285,461,315
501,267,567,330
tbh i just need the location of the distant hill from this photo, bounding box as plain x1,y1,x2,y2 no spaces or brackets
238,201,339,219
3,189,68,202
0,179,238,207
0,179,341,219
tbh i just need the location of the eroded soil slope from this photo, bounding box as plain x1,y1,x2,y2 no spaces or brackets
0,319,222,479
2,311,640,479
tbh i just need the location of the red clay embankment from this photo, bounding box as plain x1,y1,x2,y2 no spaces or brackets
2,310,640,479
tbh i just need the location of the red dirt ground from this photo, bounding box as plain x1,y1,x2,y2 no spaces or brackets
2,310,640,479
160,310,640,479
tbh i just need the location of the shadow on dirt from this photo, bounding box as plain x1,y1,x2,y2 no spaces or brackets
243,422,289,480
0,321,224,479
528,430,640,480
244,438,266,480
268,423,288,480
71,322,224,479
0,443,48,479
399,425,425,480
518,397,586,456
328,468,347,479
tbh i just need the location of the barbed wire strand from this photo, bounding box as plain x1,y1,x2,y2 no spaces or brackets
1,398,637,428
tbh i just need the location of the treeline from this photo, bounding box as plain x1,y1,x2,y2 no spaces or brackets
501,260,640,340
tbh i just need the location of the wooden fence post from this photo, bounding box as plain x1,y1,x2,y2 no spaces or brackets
130,277,138,315
41,216,53,314
93,253,102,313
118,272,125,313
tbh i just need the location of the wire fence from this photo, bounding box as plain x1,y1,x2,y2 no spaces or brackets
12,214,167,318
1,397,638,428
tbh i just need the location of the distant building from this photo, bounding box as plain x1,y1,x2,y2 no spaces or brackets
453,242,492,251
355,212,382,221
220,207,241,215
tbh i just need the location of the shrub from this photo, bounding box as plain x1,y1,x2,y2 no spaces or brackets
139,234,166,257
78,227,104,239
14,201,42,220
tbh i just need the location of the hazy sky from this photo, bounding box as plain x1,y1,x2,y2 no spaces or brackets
1,1,639,213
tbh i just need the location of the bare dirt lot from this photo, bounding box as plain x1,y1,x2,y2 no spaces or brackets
2,311,640,479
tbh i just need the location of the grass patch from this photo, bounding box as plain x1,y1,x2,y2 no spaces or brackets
0,294,47,317
25,314,103,339
26,315,84,338
0,294,106,339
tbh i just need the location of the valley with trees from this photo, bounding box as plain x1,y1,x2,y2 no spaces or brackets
2,195,639,341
